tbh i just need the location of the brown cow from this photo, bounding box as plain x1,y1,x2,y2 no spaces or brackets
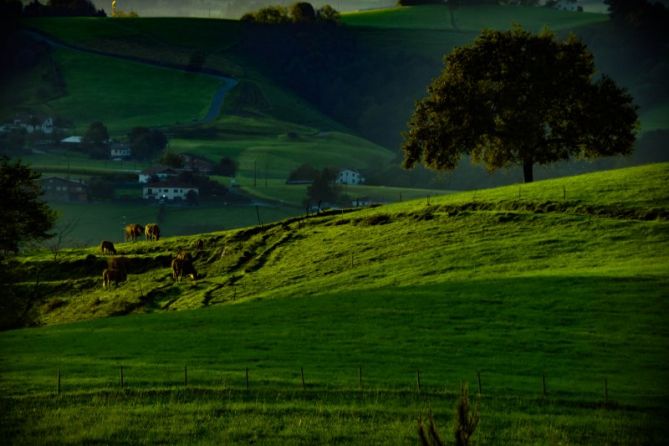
102,268,127,288
100,240,117,255
123,224,144,242
145,223,160,241
171,252,197,281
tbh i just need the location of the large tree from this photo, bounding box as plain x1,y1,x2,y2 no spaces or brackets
0,156,56,256
402,27,638,183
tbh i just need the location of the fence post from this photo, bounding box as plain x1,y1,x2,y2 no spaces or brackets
301,367,305,390
57,368,61,395
416,369,421,393
245,367,249,391
477,371,482,396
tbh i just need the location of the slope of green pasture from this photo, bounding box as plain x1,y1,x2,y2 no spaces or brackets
169,120,400,206
1,163,668,444
44,48,221,134
47,201,297,247
342,5,608,31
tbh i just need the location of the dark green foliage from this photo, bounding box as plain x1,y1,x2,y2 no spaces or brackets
290,2,316,23
454,383,479,446
305,168,338,205
0,128,27,155
316,4,340,24
81,121,109,158
160,151,184,168
128,127,167,161
402,27,639,183
242,2,339,25
287,163,318,183
0,156,56,256
215,157,237,177
23,0,106,17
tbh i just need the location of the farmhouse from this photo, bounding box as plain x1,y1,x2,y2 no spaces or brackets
110,143,132,160
143,180,199,202
139,166,179,184
1,116,54,135
336,169,365,185
40,177,88,202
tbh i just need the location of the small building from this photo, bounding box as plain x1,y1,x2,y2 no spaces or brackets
110,143,132,160
138,166,179,184
41,177,88,202
143,180,199,202
336,169,365,185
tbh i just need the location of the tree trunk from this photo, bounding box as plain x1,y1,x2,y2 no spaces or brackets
523,160,534,183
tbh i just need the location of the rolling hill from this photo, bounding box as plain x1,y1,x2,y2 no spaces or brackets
1,163,668,444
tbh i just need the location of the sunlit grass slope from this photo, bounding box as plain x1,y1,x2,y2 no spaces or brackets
22,48,222,133
342,4,608,31
1,163,668,444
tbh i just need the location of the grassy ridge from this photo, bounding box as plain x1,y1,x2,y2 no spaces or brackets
341,5,608,31
1,163,668,443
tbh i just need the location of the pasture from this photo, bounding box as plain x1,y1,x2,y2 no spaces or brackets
2,163,668,444
341,5,608,31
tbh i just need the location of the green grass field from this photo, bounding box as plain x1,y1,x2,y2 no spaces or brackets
2,163,668,444
341,5,608,31
46,48,221,133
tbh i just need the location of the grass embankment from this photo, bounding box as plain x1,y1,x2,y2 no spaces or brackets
1,163,668,444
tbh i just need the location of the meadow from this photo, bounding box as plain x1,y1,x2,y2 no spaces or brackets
2,163,668,444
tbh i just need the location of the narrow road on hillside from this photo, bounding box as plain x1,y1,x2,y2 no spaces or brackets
23,29,238,124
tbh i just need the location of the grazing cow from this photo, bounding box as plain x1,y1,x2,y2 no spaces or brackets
145,223,160,241
124,224,144,242
171,252,197,281
100,240,116,255
102,268,127,288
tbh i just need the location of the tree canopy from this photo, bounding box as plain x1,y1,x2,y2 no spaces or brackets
402,27,638,183
0,156,56,256
128,127,167,161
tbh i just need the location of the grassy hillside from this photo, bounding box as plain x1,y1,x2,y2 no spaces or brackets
341,4,608,31
1,163,668,444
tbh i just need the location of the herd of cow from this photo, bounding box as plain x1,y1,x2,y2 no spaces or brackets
99,223,201,289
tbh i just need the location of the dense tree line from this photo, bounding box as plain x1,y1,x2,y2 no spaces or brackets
241,2,340,24
6,0,107,17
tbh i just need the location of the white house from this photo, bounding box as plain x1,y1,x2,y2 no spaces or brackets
110,143,132,160
143,180,199,201
336,169,364,185
138,166,179,184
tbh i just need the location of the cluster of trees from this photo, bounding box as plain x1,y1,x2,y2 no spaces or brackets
127,127,168,161
241,2,340,24
1,0,106,17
